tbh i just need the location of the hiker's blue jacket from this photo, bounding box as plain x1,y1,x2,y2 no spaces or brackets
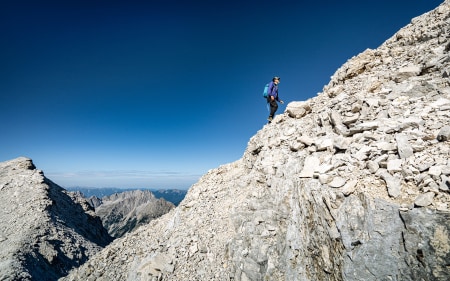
267,82,279,101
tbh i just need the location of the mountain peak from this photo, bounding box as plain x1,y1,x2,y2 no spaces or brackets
0,157,112,280
0,156,36,172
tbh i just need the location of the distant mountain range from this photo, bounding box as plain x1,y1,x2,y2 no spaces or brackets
87,190,175,238
65,187,187,206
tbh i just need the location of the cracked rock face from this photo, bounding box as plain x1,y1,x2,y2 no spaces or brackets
0,157,112,281
61,1,450,280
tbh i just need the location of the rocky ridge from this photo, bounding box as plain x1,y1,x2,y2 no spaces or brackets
59,1,450,280
0,157,112,281
90,190,174,238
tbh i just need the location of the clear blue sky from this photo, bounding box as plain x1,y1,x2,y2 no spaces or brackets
0,0,443,189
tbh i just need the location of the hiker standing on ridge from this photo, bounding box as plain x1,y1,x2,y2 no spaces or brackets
267,76,283,123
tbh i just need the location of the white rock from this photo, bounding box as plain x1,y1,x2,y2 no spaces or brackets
428,166,442,178
286,101,311,119
328,177,346,188
414,192,435,207
387,159,403,173
342,180,358,196
298,135,314,146
299,156,320,178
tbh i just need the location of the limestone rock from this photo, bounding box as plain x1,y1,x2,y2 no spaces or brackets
437,125,450,141
379,171,403,198
342,179,358,196
286,101,311,118
299,156,320,178
415,192,435,207
395,65,422,82
396,133,414,159
328,177,346,188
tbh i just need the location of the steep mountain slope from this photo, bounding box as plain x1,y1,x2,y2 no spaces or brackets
91,190,174,238
0,157,112,281
62,2,450,280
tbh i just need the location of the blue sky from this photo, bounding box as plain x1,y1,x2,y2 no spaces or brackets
0,0,443,189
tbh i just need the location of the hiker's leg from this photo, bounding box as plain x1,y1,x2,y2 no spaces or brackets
269,100,278,118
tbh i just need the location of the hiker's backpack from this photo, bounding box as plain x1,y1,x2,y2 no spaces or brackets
263,83,269,98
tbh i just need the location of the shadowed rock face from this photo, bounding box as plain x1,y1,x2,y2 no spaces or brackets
27,2,450,281
90,190,175,238
0,157,112,281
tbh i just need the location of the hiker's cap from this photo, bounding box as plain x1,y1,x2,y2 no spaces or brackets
273,76,280,80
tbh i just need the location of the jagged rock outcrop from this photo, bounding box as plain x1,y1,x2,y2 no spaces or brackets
91,190,174,238
62,2,450,280
0,157,112,281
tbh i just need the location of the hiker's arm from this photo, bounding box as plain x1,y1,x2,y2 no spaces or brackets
268,83,275,99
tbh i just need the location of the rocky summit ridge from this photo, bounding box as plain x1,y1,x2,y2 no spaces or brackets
0,157,112,281
61,2,450,280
